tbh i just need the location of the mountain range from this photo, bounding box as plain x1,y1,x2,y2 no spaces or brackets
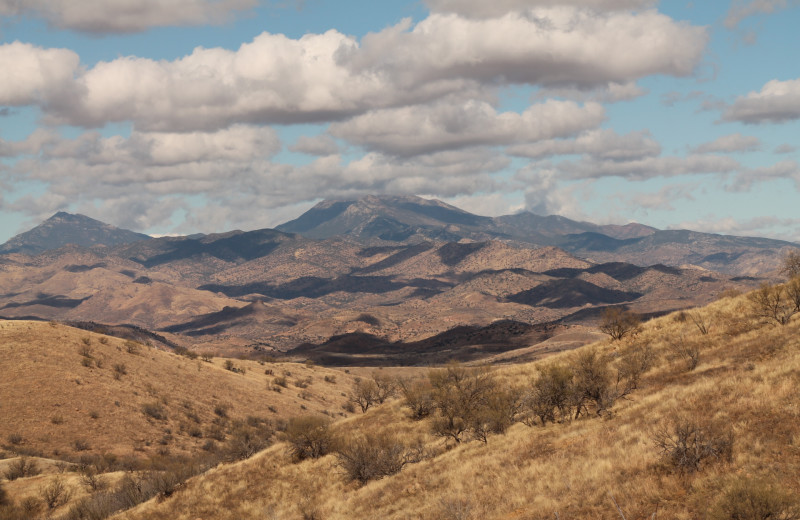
0,195,794,363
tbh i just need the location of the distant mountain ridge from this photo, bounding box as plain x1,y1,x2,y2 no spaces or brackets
277,195,798,276
0,212,151,255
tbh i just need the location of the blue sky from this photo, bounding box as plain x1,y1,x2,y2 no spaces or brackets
0,0,799,243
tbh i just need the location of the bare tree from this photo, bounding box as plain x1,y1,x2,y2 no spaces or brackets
349,379,379,413
749,282,797,326
781,249,800,280
599,308,641,341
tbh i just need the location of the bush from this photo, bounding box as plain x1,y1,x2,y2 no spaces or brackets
7,433,23,445
40,477,72,510
142,402,168,421
285,415,332,462
334,433,408,484
4,456,40,480
74,439,91,451
571,349,620,418
225,421,274,461
749,282,798,326
0,482,9,506
429,365,498,443
523,364,573,426
707,476,800,520
399,378,435,420
653,419,733,474
667,333,702,371
349,379,379,413
124,341,141,355
599,307,640,341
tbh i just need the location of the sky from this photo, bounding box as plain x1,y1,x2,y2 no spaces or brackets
0,0,799,243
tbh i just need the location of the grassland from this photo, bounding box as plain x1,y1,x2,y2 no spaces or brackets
3,284,800,519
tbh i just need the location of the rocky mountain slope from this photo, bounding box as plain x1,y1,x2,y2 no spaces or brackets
0,213,150,256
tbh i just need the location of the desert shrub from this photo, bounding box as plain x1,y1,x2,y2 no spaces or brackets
399,378,435,420
51,414,65,425
469,386,523,443
749,282,798,326
4,456,40,480
429,365,497,443
7,433,23,445
323,374,336,383
0,482,9,506
273,375,288,388
142,402,168,421
666,333,702,371
617,340,656,389
334,432,408,484
707,476,800,520
79,467,107,493
225,420,274,460
40,476,72,510
200,352,213,362
124,341,140,355
653,419,733,474
523,364,574,426
214,403,231,418
74,438,91,451
781,249,800,280
285,415,332,462
571,349,621,418
98,336,108,345
294,378,309,389
599,307,640,341
112,363,127,379
349,378,379,413
372,373,397,403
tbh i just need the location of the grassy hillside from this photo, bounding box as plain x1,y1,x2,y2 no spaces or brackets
0,320,358,460
109,289,800,519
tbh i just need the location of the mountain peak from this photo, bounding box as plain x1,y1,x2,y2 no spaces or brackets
0,212,151,256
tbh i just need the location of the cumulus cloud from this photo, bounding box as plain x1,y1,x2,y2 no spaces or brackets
728,160,800,191
1,128,509,233
507,129,660,161
0,42,80,106
723,78,800,124
354,10,706,91
7,7,706,132
673,215,800,240
424,0,656,18
0,0,257,34
692,133,761,154
330,99,605,156
533,82,648,104
623,183,699,211
723,0,797,29
550,154,740,181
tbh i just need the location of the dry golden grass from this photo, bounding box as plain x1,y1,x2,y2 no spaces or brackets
0,320,359,461
109,290,800,520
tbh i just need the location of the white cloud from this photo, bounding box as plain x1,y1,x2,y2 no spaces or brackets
724,0,797,29
728,160,800,191
507,129,660,161
723,78,800,124
533,81,648,104
354,10,706,91
424,0,656,18
0,0,257,34
0,42,80,106
551,154,741,181
673,214,800,240
7,7,706,132
775,144,797,154
330,99,605,157
692,133,761,154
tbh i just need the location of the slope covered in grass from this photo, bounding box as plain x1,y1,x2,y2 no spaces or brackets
0,320,358,460
113,290,800,519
